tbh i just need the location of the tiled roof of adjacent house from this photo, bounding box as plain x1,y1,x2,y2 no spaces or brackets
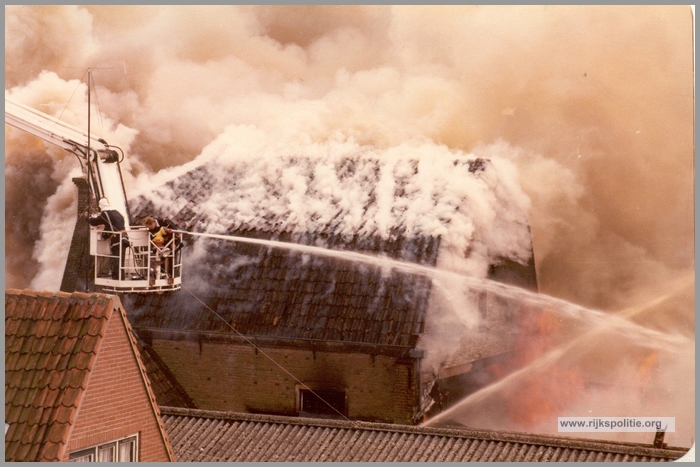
5,289,116,462
160,407,688,462
125,230,438,349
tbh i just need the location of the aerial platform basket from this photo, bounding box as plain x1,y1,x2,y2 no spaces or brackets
90,227,182,293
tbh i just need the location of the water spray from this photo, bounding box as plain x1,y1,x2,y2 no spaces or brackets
422,274,694,428
173,229,689,349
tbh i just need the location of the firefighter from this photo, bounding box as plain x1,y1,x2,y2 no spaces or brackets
144,216,178,245
144,216,180,279
87,198,128,280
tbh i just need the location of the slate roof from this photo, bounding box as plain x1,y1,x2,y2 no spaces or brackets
5,289,116,461
160,406,688,462
125,230,438,349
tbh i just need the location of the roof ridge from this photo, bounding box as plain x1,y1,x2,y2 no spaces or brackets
5,288,118,300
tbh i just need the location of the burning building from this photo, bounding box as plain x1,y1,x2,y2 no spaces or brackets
6,4,692,451
100,141,541,424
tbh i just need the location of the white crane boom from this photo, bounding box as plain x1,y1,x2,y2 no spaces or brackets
5,97,131,229
5,97,105,153
6,95,182,293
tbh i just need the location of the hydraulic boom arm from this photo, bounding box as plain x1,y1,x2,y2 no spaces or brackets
5,97,131,227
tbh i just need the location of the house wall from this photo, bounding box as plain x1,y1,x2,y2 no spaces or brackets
151,338,419,424
65,311,172,462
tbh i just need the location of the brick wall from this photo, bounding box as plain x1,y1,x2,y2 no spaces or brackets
66,309,172,461
152,339,419,424
392,360,420,424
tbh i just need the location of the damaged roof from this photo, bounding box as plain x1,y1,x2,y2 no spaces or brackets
126,230,438,348
125,152,533,349
160,406,688,462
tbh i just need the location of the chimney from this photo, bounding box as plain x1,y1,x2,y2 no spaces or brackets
653,429,667,449
59,177,93,292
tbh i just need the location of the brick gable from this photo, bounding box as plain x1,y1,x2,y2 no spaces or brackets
66,308,174,461
5,289,175,462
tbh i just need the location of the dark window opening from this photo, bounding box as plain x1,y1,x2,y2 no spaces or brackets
299,389,346,417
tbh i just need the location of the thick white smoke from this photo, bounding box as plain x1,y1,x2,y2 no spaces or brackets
132,127,532,275
5,71,138,290
5,5,694,448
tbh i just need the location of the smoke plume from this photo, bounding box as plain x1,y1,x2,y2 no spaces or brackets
5,5,694,447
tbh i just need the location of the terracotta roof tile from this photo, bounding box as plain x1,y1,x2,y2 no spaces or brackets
41,440,62,461
42,298,60,318
34,350,52,371
25,442,42,463
4,438,20,460
13,351,31,371
30,300,48,321
51,300,70,320
6,396,22,418
65,302,84,321
69,367,90,388
31,335,49,354
24,351,43,371
52,405,76,426
64,319,82,339
5,336,24,358
9,388,26,408
86,313,109,336
43,388,61,409
42,351,61,372
27,386,47,409
36,406,54,426
54,352,71,373
55,370,75,391
58,336,78,355
17,318,35,337
75,333,100,355
73,350,96,372
15,442,33,461
4,289,118,462
25,404,45,426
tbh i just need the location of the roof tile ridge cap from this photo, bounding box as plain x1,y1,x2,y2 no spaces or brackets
6,288,39,298
68,290,116,300
116,300,177,462
68,290,101,302
5,288,26,296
